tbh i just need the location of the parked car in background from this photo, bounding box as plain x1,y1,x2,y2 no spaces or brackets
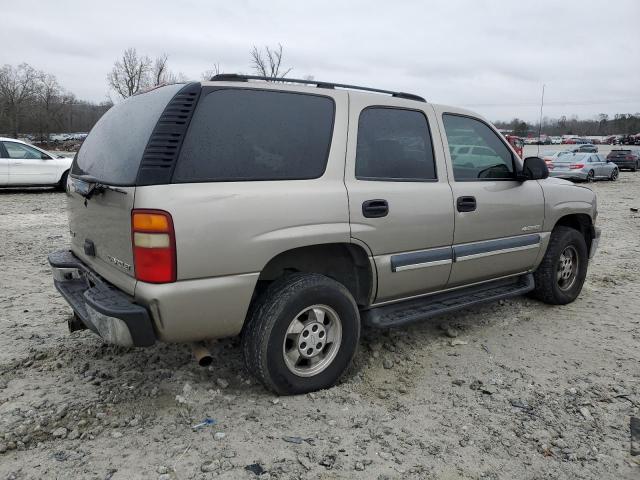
550,136,563,144
0,137,72,188
540,151,573,165
548,152,618,182
606,148,640,171
569,144,598,153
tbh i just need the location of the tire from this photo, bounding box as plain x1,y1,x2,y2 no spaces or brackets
58,170,69,191
609,168,619,181
586,170,595,182
532,226,588,305
242,273,360,395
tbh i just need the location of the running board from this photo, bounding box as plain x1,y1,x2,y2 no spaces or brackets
362,274,534,329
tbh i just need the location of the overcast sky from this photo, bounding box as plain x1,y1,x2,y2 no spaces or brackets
2,0,639,121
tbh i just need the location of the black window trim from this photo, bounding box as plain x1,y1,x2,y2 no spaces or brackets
354,105,439,183
171,86,337,184
442,112,520,183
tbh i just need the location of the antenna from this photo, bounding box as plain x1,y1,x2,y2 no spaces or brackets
537,84,545,156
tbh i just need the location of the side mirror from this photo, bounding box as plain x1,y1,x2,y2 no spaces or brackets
518,156,549,181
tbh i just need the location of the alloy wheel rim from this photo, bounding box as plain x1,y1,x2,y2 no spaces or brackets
282,305,342,377
612,169,618,180
557,245,579,291
587,171,594,182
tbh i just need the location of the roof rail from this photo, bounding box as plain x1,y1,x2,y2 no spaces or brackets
210,74,426,103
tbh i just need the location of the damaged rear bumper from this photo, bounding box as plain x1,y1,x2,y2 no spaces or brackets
48,250,155,347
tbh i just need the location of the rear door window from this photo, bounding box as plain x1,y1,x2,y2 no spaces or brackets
173,89,335,182
355,107,436,181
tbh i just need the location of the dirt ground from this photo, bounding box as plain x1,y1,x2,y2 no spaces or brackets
1,165,639,479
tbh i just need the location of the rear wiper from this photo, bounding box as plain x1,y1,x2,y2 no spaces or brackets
74,175,127,199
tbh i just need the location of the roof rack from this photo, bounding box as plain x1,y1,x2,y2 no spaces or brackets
210,74,426,103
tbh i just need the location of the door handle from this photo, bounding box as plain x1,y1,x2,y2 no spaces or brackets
456,196,476,212
362,199,389,218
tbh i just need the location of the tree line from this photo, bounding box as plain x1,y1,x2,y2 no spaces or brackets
0,44,293,139
3,45,639,140
495,114,640,137
0,64,112,139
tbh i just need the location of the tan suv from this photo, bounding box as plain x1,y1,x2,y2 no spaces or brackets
49,75,600,394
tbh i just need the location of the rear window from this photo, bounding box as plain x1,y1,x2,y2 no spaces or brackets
71,84,185,185
173,89,335,182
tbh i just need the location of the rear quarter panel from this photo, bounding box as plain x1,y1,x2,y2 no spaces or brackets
133,89,351,281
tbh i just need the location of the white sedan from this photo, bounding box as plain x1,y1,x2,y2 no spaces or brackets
0,137,72,189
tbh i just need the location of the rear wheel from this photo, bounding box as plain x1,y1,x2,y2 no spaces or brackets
532,226,588,305
586,170,595,182
242,273,360,395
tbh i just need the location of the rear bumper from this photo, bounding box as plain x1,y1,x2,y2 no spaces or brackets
610,161,636,169
48,250,155,347
589,226,601,259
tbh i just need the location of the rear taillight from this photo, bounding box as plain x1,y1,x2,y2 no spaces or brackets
626,155,635,160
131,210,176,283
569,163,584,169
547,163,554,170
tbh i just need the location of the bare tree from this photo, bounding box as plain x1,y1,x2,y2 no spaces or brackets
201,63,222,80
107,48,151,99
152,54,169,86
0,63,41,138
250,44,291,80
35,72,65,139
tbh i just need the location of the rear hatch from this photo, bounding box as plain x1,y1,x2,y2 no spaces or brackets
607,149,634,164
67,83,186,294
551,153,586,172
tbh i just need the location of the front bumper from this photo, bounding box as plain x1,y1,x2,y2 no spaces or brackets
549,170,588,181
48,250,155,347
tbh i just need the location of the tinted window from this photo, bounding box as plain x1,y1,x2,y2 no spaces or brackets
72,83,184,185
442,114,514,180
355,108,436,180
173,89,334,182
2,142,48,159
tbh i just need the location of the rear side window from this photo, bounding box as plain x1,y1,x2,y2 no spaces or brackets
72,83,184,185
442,114,514,181
173,89,335,182
355,107,436,181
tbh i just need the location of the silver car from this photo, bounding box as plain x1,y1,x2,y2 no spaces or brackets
549,153,619,182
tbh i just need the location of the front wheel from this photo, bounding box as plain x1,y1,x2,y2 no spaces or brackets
609,168,619,181
58,170,69,191
242,273,360,395
532,226,588,305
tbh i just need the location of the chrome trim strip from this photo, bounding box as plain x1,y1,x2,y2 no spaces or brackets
390,246,453,272
455,243,540,262
394,258,452,272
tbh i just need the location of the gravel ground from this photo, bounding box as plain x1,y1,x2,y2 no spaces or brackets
0,170,639,480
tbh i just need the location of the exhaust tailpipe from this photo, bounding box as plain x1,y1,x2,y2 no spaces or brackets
191,342,213,367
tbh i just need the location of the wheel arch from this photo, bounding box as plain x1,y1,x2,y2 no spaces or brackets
255,243,375,307
553,213,594,255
